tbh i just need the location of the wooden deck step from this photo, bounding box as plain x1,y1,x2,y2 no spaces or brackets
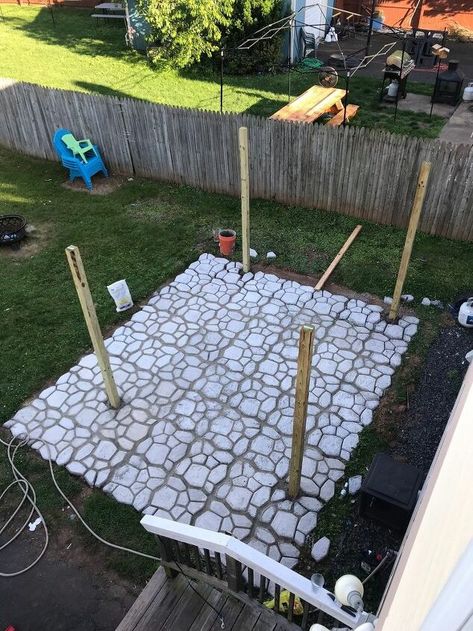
325,103,359,126
116,568,303,631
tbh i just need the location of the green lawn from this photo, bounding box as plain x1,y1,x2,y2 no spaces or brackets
0,5,444,137
2,146,472,424
2,146,471,584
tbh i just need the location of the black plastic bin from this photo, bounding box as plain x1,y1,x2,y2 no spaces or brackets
360,453,423,532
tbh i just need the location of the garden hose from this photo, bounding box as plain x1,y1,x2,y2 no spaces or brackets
0,434,226,627
0,434,160,577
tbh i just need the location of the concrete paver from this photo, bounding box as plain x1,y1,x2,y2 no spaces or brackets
6,254,417,567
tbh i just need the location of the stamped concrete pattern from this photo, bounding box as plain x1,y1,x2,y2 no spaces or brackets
6,254,418,567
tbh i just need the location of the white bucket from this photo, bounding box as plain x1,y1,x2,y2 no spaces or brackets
458,297,473,328
107,279,133,312
388,80,399,98
463,82,473,102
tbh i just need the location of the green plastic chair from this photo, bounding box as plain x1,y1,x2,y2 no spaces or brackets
60,133,95,163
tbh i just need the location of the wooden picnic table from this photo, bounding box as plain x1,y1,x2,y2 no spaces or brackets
92,2,126,22
94,2,125,11
270,85,351,124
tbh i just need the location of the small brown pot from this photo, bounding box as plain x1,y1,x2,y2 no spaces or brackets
218,229,236,256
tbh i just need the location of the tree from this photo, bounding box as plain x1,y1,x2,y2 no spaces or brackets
139,0,234,68
231,0,281,30
223,0,285,74
139,0,285,70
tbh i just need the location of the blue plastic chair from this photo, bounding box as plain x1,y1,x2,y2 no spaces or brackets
53,128,109,190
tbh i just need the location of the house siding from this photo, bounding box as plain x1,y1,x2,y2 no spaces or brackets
334,0,473,31
378,0,473,31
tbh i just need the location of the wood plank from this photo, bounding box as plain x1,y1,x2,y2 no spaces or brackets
116,568,168,631
207,594,244,631
65,245,120,408
314,225,362,290
259,605,303,630
91,13,126,18
288,325,315,499
325,103,359,127
134,574,189,629
239,126,251,273
187,592,229,631
344,126,358,216
251,611,278,631
453,147,473,241
228,604,262,630
163,582,215,630
118,570,308,631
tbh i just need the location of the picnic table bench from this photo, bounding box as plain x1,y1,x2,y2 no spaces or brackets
270,85,359,126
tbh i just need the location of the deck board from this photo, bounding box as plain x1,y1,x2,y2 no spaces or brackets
164,582,215,630
228,604,263,630
116,566,167,631
207,593,244,631
116,569,302,631
187,592,229,631
252,617,277,631
132,572,188,630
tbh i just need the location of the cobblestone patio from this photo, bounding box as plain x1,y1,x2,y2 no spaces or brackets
7,254,418,567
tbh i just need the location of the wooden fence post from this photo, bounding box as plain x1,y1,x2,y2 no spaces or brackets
65,245,120,409
239,126,251,273
389,161,431,321
288,325,315,499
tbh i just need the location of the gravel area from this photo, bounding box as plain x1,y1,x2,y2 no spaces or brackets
396,324,473,473
301,322,473,606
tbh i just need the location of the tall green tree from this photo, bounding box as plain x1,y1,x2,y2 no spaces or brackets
223,0,285,74
138,0,284,70
139,0,234,68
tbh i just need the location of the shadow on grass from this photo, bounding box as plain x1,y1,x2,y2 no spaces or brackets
3,6,128,58
243,97,288,117
2,6,449,134
74,80,145,100
74,77,292,117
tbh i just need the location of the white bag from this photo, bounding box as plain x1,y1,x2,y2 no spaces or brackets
107,279,133,312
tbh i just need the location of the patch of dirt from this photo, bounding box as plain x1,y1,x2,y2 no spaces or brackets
0,522,139,631
61,175,128,195
254,262,415,316
0,222,52,259
0,436,140,630
306,246,330,268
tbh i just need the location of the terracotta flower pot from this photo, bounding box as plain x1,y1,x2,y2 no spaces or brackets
218,229,236,256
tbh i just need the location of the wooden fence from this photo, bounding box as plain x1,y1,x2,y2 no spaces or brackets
0,78,472,241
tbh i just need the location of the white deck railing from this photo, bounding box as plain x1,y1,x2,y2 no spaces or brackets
141,514,374,629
